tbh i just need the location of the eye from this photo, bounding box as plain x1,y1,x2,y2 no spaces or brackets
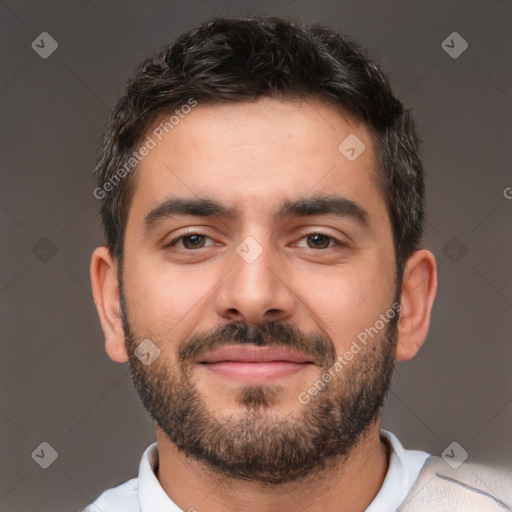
166,233,216,250
164,230,347,252
295,231,345,250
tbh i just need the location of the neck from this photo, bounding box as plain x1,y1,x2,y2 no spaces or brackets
155,422,390,512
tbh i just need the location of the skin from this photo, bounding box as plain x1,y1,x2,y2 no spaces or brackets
90,97,437,512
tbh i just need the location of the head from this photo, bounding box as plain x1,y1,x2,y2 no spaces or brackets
90,16,437,484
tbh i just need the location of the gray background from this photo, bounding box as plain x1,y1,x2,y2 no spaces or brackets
1,0,511,510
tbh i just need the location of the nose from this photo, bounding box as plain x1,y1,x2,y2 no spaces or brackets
213,235,297,326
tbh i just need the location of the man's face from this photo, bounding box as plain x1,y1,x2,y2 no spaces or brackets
120,97,398,483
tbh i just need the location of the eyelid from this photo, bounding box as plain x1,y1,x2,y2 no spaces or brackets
164,227,349,251
164,228,218,249
293,228,349,249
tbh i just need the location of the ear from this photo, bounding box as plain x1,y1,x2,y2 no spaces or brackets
395,249,437,361
90,246,129,363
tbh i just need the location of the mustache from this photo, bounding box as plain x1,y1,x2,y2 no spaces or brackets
177,320,337,368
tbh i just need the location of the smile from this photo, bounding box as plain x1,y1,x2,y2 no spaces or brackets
197,345,314,381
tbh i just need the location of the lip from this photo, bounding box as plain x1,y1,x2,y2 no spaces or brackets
197,345,313,364
197,346,314,382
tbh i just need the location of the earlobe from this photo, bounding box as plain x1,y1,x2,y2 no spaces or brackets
90,246,129,363
395,249,438,361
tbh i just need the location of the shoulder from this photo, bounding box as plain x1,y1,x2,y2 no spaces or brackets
79,477,139,512
399,455,512,512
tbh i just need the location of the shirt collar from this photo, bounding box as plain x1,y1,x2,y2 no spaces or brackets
365,429,430,512
138,442,183,511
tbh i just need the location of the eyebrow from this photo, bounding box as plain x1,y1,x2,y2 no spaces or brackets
143,194,371,233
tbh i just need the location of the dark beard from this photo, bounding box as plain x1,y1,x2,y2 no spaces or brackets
121,290,399,485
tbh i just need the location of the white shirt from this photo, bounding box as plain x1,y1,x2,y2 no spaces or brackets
80,429,431,511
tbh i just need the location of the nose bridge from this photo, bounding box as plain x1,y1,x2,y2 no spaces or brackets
242,233,278,282
214,228,296,325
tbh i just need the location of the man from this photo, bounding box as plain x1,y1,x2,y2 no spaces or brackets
84,16,511,512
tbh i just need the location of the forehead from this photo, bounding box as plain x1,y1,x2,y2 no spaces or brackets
126,97,388,229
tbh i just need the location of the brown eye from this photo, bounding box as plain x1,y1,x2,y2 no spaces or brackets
166,233,215,251
304,233,335,249
181,234,207,249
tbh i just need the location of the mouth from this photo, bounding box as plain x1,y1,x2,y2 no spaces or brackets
197,345,314,381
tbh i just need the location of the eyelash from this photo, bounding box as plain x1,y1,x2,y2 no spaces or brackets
165,229,347,251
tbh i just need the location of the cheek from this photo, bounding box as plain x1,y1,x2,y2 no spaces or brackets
123,254,218,334
297,260,393,350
